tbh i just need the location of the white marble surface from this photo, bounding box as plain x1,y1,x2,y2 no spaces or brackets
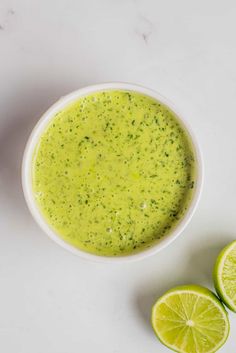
1,0,236,352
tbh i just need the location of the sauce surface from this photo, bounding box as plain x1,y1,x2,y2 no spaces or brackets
32,90,195,256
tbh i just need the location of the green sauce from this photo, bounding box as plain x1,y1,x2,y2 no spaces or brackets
32,90,195,256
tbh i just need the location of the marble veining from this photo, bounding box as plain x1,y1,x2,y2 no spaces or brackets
0,7,15,31
135,14,153,44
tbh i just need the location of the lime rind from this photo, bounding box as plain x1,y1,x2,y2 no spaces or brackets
151,285,230,353
214,240,236,312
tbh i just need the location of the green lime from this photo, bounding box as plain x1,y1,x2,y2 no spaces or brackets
214,240,236,312
151,285,229,353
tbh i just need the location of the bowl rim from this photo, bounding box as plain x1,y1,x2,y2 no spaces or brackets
22,82,204,263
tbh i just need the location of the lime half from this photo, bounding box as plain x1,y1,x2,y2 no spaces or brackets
214,240,236,312
151,285,229,353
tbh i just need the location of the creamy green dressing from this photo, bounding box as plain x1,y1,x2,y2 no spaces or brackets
32,90,195,256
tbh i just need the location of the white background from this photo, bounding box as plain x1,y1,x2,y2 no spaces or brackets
0,0,236,352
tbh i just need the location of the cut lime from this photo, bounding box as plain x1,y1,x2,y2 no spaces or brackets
151,285,229,353
214,240,236,312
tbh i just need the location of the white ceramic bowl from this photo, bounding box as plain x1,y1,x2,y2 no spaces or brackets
22,82,203,263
